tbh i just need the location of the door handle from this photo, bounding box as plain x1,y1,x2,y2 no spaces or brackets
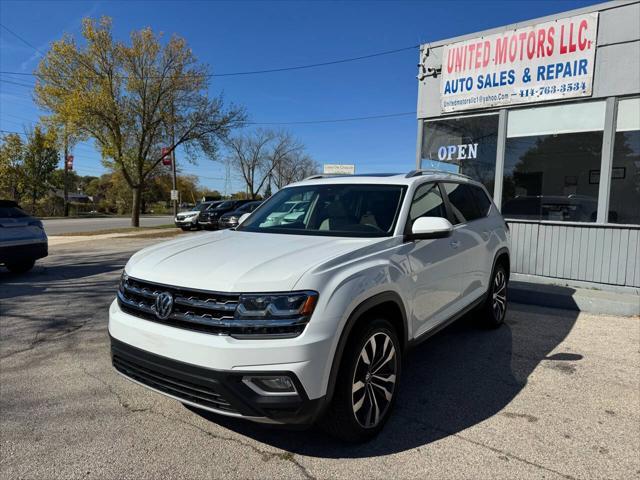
449,240,460,248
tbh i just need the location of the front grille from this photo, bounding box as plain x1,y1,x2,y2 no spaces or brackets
117,276,310,338
118,277,240,334
111,341,238,413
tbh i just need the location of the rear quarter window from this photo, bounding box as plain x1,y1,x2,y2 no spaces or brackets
442,183,482,224
470,185,492,217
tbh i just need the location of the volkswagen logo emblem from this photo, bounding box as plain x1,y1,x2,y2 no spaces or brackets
155,292,174,320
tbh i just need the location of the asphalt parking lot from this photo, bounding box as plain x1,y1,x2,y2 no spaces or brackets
1,234,639,479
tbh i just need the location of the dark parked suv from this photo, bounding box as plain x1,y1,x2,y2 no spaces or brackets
199,199,254,230
218,201,262,229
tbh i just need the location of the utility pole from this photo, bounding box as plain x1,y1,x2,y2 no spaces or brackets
63,125,69,217
171,102,178,217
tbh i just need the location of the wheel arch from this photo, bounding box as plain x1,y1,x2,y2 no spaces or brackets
493,247,510,279
322,291,408,409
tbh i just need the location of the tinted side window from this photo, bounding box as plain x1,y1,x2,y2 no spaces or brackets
443,183,481,224
470,186,492,217
409,183,447,224
0,206,28,218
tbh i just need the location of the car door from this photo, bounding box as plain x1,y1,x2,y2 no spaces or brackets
441,182,491,309
403,182,462,338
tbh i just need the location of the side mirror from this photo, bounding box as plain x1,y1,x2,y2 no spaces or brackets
238,213,251,225
406,217,453,241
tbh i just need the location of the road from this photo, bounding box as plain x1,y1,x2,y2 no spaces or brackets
1,236,639,479
42,215,174,235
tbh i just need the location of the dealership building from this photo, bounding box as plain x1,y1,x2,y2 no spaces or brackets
416,0,640,290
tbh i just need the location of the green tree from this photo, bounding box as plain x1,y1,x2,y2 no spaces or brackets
35,16,245,226
0,133,25,201
22,126,59,212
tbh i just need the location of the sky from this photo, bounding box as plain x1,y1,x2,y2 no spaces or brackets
0,0,600,193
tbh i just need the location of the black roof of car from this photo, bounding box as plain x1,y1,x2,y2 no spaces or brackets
0,200,20,208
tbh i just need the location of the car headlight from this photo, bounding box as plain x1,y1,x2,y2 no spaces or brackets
226,291,319,338
28,219,44,229
228,216,238,222
118,271,128,294
235,291,318,319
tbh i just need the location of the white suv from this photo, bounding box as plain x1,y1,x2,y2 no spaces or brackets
109,170,510,442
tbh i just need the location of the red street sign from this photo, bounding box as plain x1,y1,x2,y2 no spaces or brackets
65,155,74,170
161,147,172,166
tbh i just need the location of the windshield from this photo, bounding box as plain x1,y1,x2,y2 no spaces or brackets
215,201,235,210
237,184,405,237
237,202,260,213
0,206,28,218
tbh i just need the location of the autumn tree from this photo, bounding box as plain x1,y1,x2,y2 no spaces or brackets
22,126,59,212
35,17,245,226
226,129,306,199
0,133,25,201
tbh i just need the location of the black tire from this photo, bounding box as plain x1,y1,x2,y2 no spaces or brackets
321,318,401,442
6,259,35,273
180,226,191,231
480,263,508,328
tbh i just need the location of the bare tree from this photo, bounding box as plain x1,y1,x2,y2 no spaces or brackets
272,150,319,188
226,129,304,199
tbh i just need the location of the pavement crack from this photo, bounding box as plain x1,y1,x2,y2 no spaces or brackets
150,410,316,480
78,363,151,414
397,411,579,480
0,319,91,360
75,358,313,478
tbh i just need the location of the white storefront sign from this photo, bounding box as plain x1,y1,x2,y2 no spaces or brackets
440,12,598,112
323,164,356,175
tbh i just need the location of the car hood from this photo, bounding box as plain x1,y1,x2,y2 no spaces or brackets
177,210,199,216
125,230,382,292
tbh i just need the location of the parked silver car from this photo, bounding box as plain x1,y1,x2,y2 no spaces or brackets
0,200,48,273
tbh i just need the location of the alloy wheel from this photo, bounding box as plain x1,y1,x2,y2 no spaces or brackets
492,269,507,321
351,332,397,428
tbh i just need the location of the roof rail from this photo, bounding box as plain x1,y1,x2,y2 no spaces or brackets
405,169,473,180
303,174,327,180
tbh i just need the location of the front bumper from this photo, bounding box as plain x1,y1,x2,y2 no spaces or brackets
174,217,197,227
111,336,325,424
108,299,334,424
217,218,238,229
0,241,48,264
199,216,220,228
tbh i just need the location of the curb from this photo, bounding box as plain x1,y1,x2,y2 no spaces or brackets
508,281,640,317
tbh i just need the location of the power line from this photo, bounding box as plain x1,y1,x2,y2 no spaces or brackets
209,45,418,77
1,110,416,135
247,111,415,125
0,78,36,88
0,45,418,80
0,23,44,57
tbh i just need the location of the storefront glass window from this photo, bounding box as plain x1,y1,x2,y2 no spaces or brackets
609,98,640,225
421,114,498,194
503,101,606,222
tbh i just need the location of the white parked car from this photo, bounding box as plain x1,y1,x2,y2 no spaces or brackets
174,201,220,231
110,171,510,441
0,200,48,273
259,200,309,227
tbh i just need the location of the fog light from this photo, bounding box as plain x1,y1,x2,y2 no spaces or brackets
242,375,297,395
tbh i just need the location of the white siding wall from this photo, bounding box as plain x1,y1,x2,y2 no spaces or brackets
508,220,640,287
